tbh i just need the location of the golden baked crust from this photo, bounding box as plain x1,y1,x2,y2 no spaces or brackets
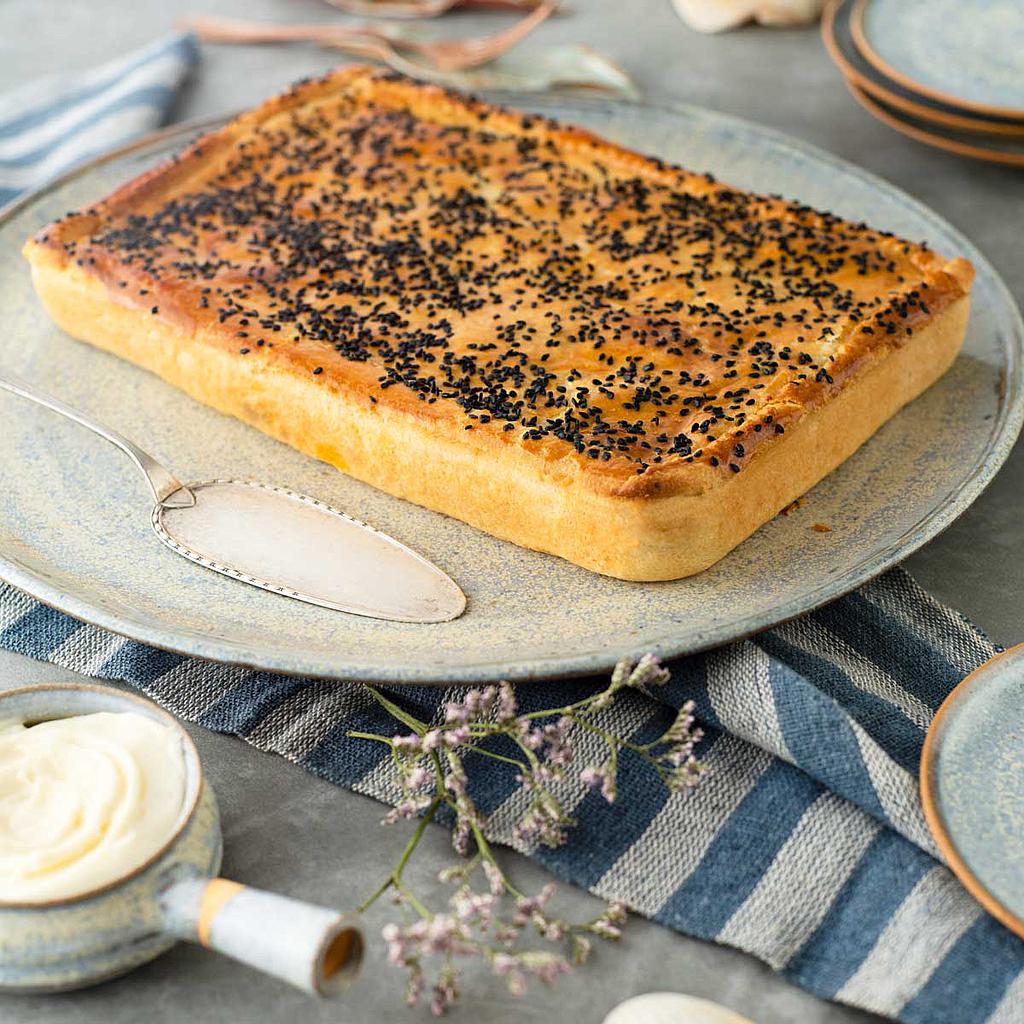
24,66,974,580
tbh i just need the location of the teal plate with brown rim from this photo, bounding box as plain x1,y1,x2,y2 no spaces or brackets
0,98,1021,684
825,0,1024,138
855,0,1024,120
922,645,1024,940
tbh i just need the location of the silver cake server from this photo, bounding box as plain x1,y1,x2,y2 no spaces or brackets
0,373,466,623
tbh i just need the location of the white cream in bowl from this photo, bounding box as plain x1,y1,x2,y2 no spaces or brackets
0,711,186,902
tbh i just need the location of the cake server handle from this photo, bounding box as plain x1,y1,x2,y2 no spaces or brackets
0,371,194,508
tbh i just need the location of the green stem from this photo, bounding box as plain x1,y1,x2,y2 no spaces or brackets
359,797,442,913
347,730,394,746
392,877,432,919
572,717,652,760
518,692,606,721
431,749,449,792
459,745,528,770
470,821,528,901
512,735,544,769
365,685,429,736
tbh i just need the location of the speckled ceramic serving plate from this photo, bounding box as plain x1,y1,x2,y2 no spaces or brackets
922,645,1024,940
854,0,1024,120
0,98,1021,684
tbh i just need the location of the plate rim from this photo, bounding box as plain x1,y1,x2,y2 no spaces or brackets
920,643,1024,941
852,0,1024,121
845,81,1024,168
822,0,1024,139
1,95,1022,684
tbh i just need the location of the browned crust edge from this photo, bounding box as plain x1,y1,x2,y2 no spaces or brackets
23,252,970,580
27,66,975,505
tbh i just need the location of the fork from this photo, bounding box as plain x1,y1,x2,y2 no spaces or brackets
323,0,545,17
187,3,555,73
371,2,554,71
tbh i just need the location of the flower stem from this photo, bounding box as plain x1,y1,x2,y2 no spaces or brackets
459,745,528,770
518,693,602,721
571,717,654,760
365,685,428,736
359,796,442,913
347,730,394,746
470,820,528,901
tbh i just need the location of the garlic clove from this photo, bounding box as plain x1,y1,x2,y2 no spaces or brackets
603,992,754,1024
671,0,825,33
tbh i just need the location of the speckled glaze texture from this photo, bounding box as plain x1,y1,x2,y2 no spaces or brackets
859,0,1024,116
0,98,1021,683
0,684,363,995
922,645,1024,940
0,686,222,992
0,789,220,992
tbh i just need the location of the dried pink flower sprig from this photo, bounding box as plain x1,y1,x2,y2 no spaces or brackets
381,870,628,1015
350,655,705,1015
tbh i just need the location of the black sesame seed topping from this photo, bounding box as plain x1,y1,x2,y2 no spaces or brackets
68,71,951,479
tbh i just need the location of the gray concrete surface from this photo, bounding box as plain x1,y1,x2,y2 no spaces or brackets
2,1,1022,1021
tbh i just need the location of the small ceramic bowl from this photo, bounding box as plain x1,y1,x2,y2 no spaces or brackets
0,683,363,996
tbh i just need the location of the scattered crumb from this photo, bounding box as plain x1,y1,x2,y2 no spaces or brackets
812,523,832,533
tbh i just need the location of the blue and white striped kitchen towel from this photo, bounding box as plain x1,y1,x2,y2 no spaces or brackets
3,33,1024,1024
2,571,1022,1023
0,32,198,210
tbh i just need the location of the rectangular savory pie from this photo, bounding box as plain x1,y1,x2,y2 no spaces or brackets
24,67,974,581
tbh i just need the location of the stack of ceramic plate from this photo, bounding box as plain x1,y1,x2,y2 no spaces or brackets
823,0,1024,167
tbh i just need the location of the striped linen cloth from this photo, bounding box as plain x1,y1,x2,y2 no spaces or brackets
1,572,1022,1022
2,34,1023,1024
0,32,198,210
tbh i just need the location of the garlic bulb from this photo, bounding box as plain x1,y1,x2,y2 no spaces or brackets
671,0,826,33
603,992,754,1024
